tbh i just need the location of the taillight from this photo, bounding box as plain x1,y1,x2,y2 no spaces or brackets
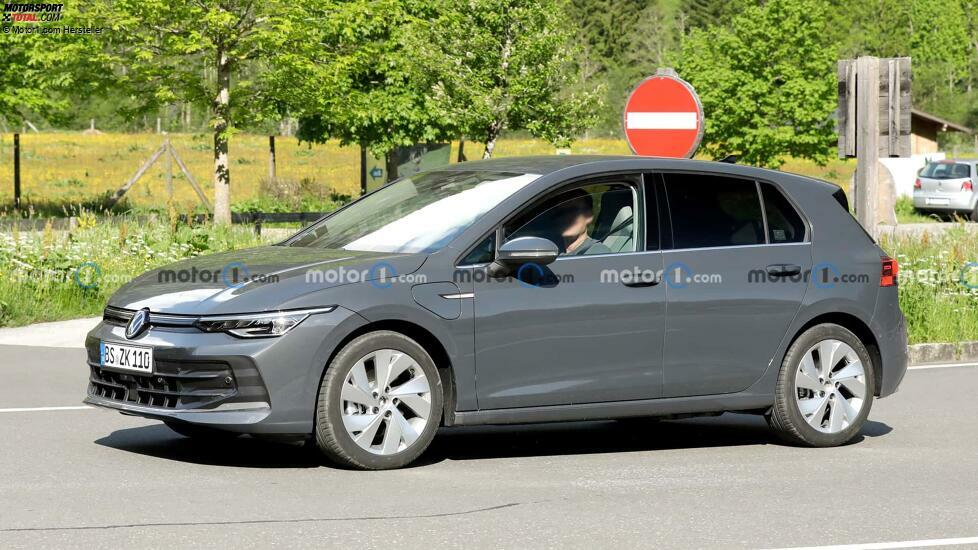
914,178,922,189
963,180,974,192
880,256,898,287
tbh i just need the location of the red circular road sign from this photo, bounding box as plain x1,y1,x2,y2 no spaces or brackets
623,73,704,158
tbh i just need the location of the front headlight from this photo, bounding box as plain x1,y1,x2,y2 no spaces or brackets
194,306,336,338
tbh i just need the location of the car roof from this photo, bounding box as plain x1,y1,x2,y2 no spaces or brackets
432,155,839,193
434,155,638,175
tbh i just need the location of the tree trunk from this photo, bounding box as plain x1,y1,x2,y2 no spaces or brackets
483,122,503,159
482,138,496,159
212,47,232,225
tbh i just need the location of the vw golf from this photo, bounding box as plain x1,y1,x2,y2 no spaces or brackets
86,156,908,470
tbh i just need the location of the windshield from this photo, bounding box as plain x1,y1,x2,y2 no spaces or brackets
920,162,972,179
287,170,539,253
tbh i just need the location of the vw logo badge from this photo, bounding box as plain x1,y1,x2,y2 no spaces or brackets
126,308,151,339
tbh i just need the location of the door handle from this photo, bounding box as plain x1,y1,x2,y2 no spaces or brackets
766,264,802,277
622,279,659,288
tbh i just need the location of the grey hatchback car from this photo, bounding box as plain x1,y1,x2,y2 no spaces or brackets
85,156,908,470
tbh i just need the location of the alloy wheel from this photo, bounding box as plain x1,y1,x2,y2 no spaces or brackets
340,349,433,455
793,339,867,434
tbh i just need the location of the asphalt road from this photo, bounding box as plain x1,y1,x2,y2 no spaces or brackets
1,344,977,550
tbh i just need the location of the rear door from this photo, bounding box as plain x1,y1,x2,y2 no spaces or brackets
656,172,812,397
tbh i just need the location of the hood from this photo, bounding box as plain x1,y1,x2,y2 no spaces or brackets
108,245,427,315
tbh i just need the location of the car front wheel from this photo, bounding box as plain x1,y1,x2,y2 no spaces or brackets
768,324,875,447
314,331,443,470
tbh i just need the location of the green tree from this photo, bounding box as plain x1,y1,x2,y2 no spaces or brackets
678,0,741,34
0,6,101,128
910,0,971,113
677,0,836,167
84,0,299,224
272,0,454,157
567,0,679,135
411,0,601,157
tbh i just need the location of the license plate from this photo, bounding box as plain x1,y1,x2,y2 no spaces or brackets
926,197,950,206
100,341,153,374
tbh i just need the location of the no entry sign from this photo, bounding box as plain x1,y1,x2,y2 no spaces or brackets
623,72,704,158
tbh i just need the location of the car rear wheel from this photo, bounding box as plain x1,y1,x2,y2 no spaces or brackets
314,331,443,470
768,324,875,447
970,205,978,222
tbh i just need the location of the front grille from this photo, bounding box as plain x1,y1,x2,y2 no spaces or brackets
88,360,237,409
103,306,199,329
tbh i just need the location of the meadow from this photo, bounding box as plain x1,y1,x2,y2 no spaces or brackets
0,132,858,215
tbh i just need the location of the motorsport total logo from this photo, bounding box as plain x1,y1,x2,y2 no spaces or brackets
2,3,64,23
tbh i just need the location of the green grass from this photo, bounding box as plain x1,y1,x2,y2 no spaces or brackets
880,227,978,344
894,196,940,224
0,217,273,326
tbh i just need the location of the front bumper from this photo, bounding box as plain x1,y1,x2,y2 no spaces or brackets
84,306,367,434
871,287,909,398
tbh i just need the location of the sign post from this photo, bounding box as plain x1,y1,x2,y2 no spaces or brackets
623,68,704,158
838,57,911,232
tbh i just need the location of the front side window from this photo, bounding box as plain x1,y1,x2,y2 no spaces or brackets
664,173,764,249
288,170,538,253
504,183,637,256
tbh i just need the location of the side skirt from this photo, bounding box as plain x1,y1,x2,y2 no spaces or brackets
450,392,773,427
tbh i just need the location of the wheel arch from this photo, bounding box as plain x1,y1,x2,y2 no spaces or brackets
318,319,458,426
788,312,883,397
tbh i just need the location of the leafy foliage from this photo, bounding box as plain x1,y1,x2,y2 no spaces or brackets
407,0,600,156
678,0,836,167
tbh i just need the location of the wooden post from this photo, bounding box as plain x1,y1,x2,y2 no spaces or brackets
13,133,21,208
359,145,367,196
156,117,161,134
168,144,212,210
163,135,174,202
854,56,880,232
105,143,167,208
268,135,276,182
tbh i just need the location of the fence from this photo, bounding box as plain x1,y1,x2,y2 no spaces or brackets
0,211,330,235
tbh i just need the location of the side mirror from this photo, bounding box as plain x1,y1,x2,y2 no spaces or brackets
489,236,560,277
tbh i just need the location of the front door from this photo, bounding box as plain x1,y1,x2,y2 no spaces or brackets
471,177,666,409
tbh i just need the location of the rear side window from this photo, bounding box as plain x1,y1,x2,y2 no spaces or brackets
761,183,806,243
920,162,971,179
663,173,764,249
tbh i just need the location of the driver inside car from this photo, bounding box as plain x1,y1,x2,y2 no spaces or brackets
557,190,611,256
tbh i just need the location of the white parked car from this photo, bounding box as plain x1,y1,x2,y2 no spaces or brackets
913,160,978,221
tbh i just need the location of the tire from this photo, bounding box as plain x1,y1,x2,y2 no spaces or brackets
164,420,240,440
768,323,875,447
969,205,978,223
314,331,443,470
